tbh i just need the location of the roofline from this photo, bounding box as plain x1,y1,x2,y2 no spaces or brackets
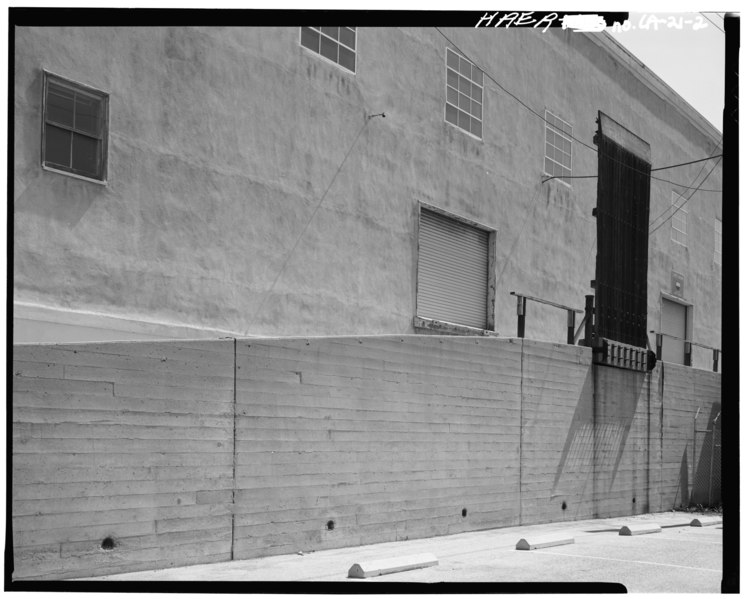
585,30,722,143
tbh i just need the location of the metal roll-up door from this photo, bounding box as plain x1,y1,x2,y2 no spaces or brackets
417,208,489,329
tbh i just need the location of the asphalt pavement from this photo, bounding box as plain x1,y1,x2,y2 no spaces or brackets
80,510,723,592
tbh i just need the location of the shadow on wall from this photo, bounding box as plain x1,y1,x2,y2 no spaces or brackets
674,447,690,507
552,365,647,514
690,403,722,506
550,369,594,512
15,71,104,229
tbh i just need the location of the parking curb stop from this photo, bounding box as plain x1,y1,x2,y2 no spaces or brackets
347,553,439,578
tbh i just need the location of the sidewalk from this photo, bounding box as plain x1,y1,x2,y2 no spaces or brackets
80,511,723,592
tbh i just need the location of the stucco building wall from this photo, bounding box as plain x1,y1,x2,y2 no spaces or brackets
14,27,721,361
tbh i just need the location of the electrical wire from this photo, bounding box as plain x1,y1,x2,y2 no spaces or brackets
648,156,722,235
648,141,722,227
542,172,721,192
434,27,723,192
700,13,725,34
435,27,600,155
651,154,723,171
246,116,372,332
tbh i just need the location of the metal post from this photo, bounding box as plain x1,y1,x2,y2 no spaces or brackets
656,333,663,362
693,407,700,506
708,413,720,506
567,310,576,345
713,349,719,373
684,341,692,367
583,295,594,347
516,295,526,338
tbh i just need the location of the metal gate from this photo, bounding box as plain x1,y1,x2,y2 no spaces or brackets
594,112,651,350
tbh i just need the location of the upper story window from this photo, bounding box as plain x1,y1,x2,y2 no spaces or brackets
444,48,483,139
544,110,572,184
300,27,356,73
42,72,108,182
714,217,722,264
671,191,688,246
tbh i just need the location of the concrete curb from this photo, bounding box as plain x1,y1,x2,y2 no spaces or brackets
690,517,722,527
619,524,661,535
515,534,575,550
347,553,439,578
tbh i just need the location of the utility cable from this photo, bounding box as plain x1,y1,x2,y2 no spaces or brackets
246,115,375,332
435,27,723,192
434,26,601,156
700,13,725,34
648,142,722,227
651,154,722,171
648,156,722,235
542,170,721,192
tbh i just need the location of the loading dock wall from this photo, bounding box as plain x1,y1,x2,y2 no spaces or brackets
11,340,236,580
11,335,721,579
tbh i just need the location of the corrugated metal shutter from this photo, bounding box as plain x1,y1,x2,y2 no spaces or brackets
417,208,489,329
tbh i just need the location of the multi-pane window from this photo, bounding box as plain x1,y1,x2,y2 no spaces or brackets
300,27,356,73
42,73,108,181
671,191,688,246
544,110,572,183
714,217,722,264
444,48,483,139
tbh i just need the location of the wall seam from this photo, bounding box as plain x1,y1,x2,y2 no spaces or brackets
230,337,237,561
591,361,598,518
659,361,665,509
518,339,524,526
647,370,651,512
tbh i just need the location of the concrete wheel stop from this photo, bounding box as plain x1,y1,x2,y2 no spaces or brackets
618,523,661,535
515,533,575,550
347,553,439,578
690,516,722,527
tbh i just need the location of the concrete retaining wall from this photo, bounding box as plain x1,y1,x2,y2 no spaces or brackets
12,335,721,579
232,336,523,559
12,340,236,580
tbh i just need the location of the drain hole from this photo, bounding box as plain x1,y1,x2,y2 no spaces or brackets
632,497,636,504
462,508,468,518
561,501,567,510
326,520,335,531
101,537,116,551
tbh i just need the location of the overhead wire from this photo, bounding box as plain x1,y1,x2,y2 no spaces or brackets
651,154,723,171
648,141,722,227
434,26,599,155
542,153,723,191
648,156,722,235
245,115,373,332
434,27,723,192
700,13,725,34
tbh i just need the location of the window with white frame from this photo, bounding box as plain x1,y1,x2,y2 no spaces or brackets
714,217,722,264
444,48,483,139
42,72,108,181
300,27,356,73
544,110,572,184
671,191,688,246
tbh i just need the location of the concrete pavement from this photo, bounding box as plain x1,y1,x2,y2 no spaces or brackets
80,511,723,592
